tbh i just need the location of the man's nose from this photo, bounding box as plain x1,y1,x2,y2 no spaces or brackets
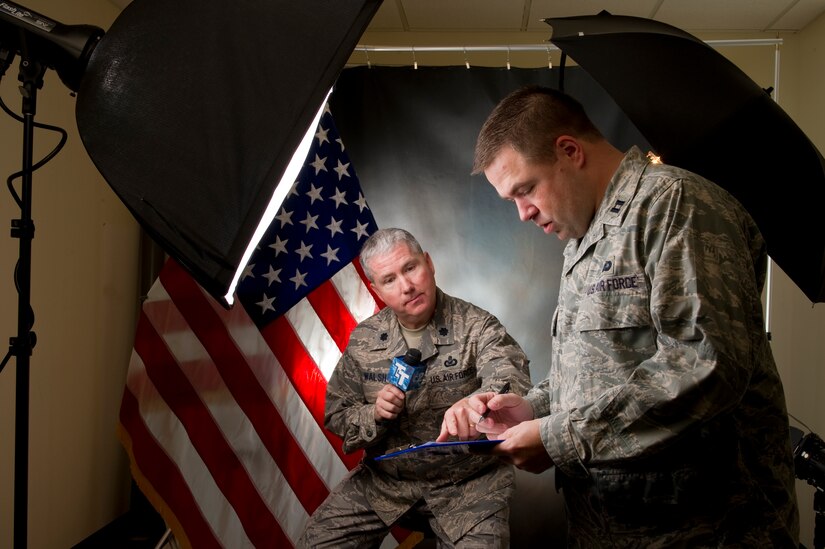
400,274,415,292
516,199,537,222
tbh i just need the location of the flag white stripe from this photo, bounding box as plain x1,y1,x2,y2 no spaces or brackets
331,262,377,323
285,298,342,381
126,351,250,548
144,285,310,544
203,287,349,492
136,262,380,546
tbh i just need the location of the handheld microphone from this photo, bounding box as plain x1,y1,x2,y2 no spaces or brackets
388,348,425,391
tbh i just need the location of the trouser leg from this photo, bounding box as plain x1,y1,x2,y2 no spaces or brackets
298,470,390,549
429,506,510,548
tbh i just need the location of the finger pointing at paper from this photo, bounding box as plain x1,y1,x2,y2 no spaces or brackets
473,392,535,435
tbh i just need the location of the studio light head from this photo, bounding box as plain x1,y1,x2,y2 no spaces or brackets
0,1,104,91
792,428,825,492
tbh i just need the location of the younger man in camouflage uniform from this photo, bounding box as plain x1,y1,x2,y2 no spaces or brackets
299,228,531,548
445,86,799,547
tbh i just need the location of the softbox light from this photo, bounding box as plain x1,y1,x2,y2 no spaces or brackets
76,0,382,307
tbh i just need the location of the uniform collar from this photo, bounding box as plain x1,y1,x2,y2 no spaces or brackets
563,146,649,273
369,288,456,362
596,145,648,228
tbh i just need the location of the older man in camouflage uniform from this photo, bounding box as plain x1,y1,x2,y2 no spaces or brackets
449,86,799,547
299,228,531,548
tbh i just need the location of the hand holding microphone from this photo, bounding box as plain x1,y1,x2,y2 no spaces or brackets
374,384,405,421
374,348,424,421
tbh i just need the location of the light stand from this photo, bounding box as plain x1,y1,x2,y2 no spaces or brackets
0,52,55,549
13,57,41,549
793,428,825,549
815,490,824,549
0,47,46,549
0,4,103,546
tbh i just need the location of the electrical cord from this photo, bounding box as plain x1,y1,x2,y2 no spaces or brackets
0,91,69,207
0,68,69,373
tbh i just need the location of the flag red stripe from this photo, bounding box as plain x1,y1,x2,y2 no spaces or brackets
119,386,220,549
120,108,399,547
162,262,333,515
260,317,363,471
352,259,384,310
306,279,357,351
134,297,288,548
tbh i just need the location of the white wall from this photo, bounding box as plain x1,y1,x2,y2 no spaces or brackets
770,18,825,546
715,23,825,546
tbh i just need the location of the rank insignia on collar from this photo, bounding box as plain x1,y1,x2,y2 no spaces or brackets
439,327,448,336
379,332,388,341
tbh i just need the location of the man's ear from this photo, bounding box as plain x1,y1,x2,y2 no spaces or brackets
555,135,584,166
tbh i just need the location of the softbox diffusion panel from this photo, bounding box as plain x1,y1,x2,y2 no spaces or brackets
76,0,382,306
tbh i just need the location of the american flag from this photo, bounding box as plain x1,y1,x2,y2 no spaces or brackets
117,106,401,547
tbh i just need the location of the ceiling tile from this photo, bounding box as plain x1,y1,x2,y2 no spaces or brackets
527,0,661,31
772,0,825,30
108,0,825,34
401,0,526,31
655,0,799,31
368,1,407,31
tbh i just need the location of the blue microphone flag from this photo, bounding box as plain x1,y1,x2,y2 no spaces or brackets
388,348,424,391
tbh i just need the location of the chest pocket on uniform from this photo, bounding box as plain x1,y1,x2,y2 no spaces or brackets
573,272,656,372
575,271,651,332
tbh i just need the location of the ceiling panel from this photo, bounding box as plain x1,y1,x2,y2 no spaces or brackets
401,0,526,31
527,0,660,31
774,0,825,30
106,0,825,35
368,0,407,30
655,0,805,31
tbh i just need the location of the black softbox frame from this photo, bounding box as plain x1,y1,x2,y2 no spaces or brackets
76,0,382,307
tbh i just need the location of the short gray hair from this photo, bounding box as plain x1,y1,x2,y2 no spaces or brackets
359,228,424,282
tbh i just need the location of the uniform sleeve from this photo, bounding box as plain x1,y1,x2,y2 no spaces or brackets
472,313,532,397
547,178,766,478
324,350,390,454
524,378,552,417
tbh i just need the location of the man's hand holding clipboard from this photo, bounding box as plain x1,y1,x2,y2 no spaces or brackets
438,382,556,473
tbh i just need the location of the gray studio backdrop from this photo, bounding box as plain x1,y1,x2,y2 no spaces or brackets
329,66,650,545
330,66,648,383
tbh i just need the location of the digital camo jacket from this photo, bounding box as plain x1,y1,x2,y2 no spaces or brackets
525,147,799,547
324,288,531,542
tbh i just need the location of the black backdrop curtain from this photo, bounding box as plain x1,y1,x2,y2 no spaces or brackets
328,66,649,545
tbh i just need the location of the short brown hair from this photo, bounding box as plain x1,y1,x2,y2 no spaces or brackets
472,85,603,174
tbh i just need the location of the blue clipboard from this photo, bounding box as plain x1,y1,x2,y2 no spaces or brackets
373,439,503,461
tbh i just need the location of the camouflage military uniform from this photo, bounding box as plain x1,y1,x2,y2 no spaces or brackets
300,288,531,547
525,147,799,547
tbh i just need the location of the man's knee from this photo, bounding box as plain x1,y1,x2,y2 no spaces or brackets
455,507,510,548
